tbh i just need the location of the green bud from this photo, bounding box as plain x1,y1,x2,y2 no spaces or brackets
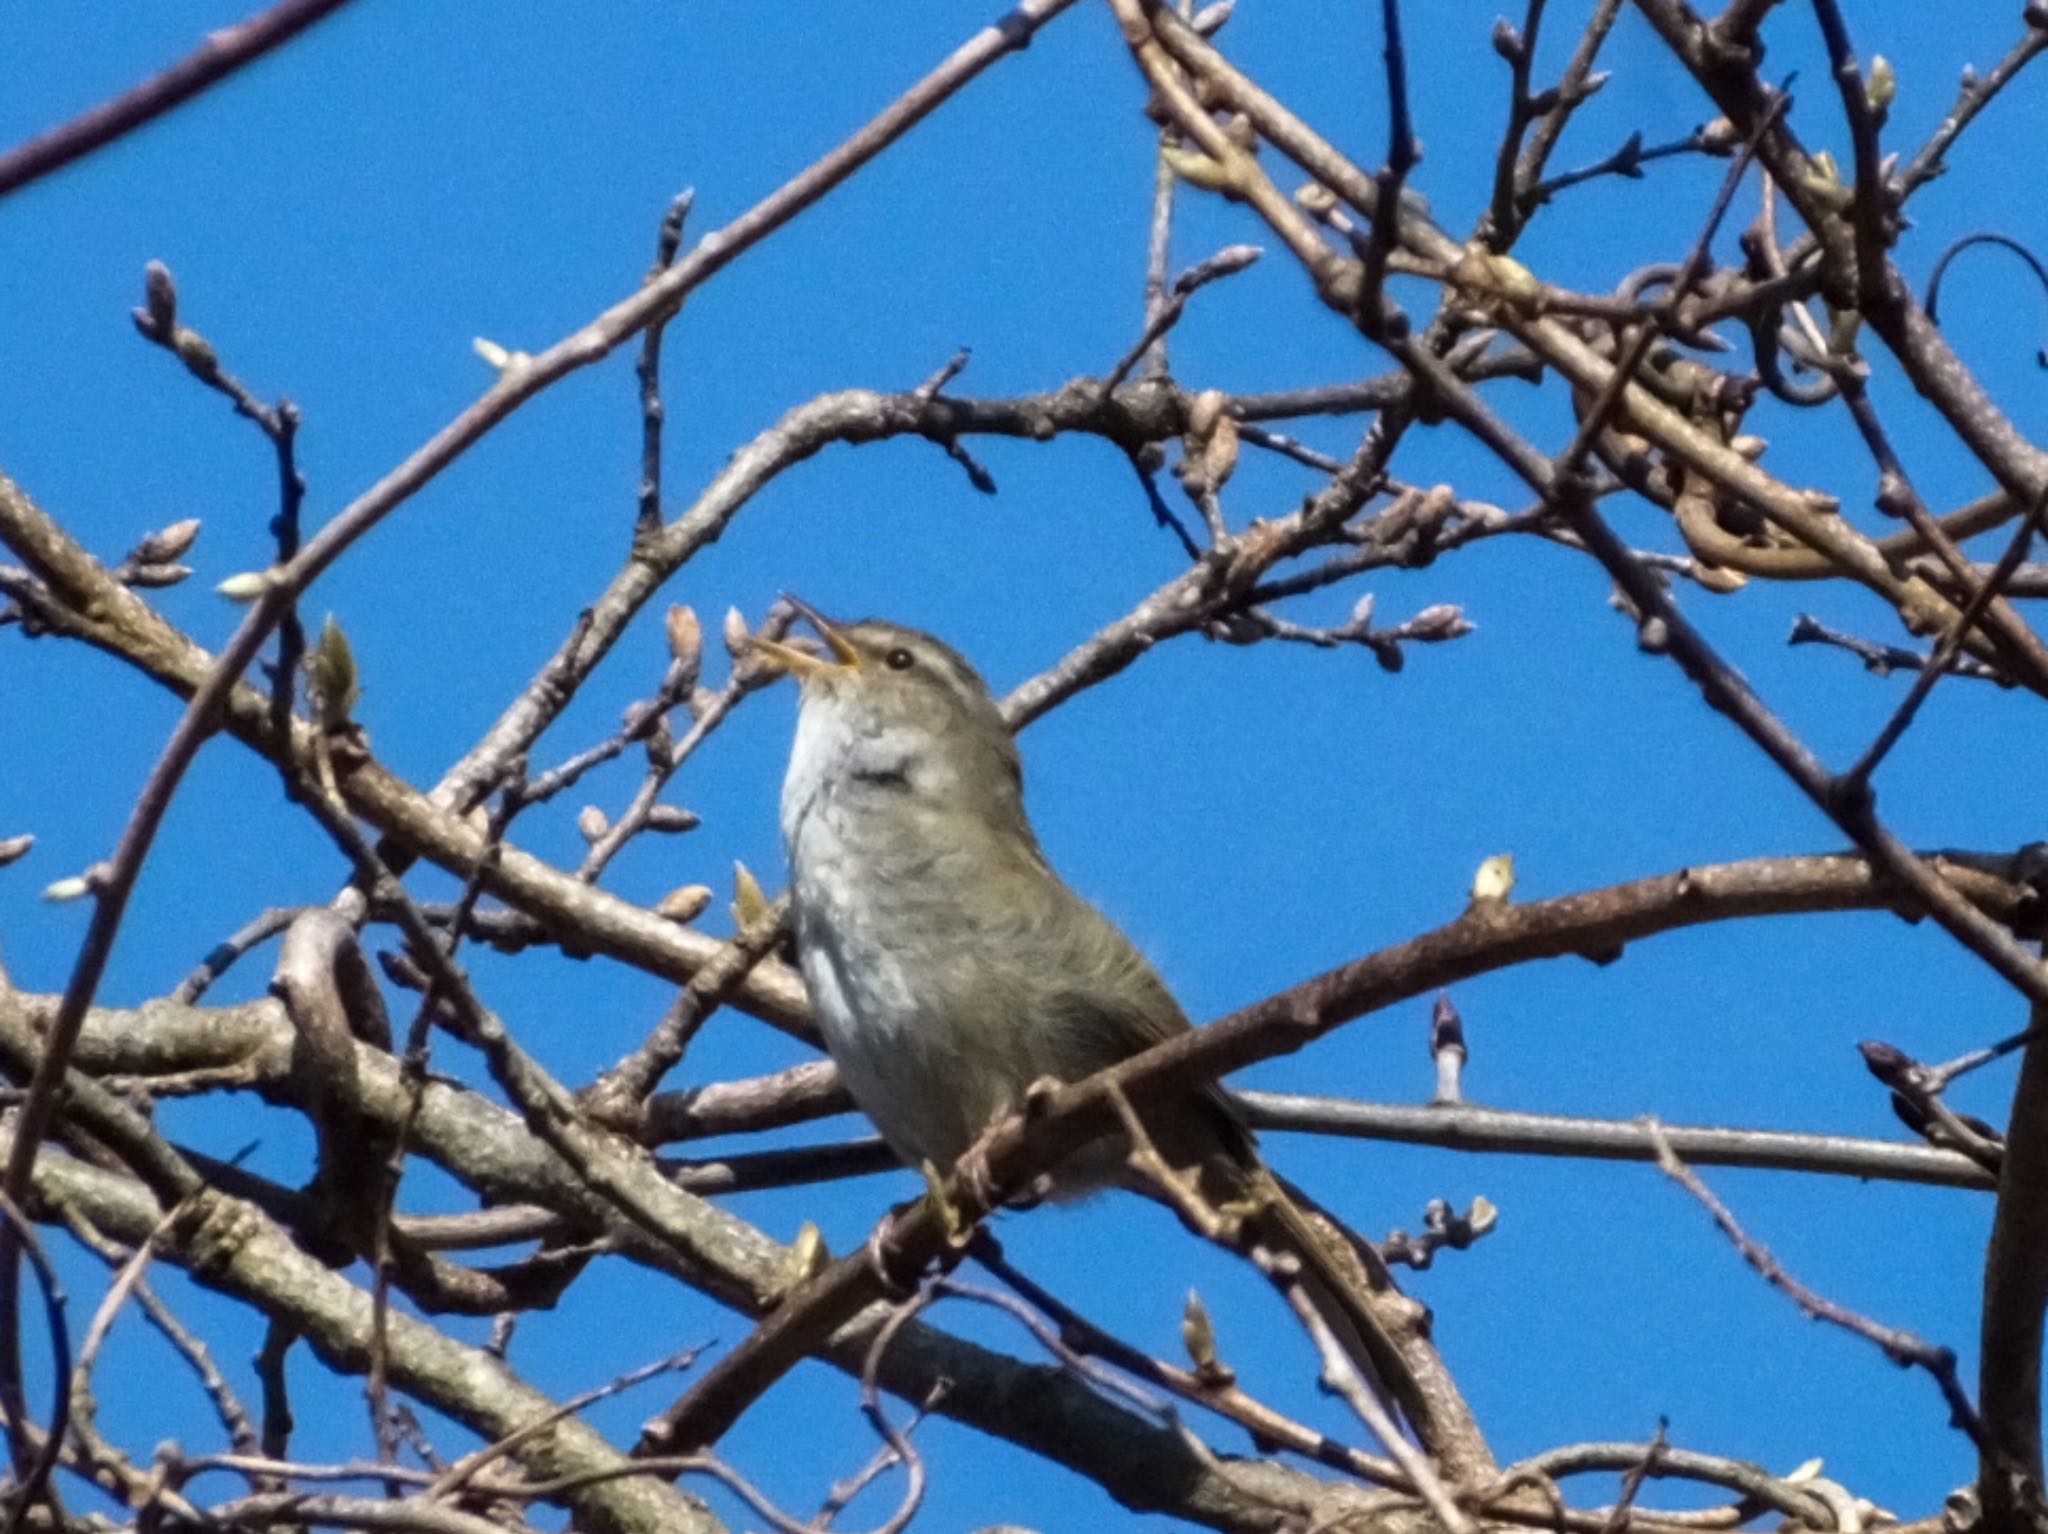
731,860,771,927
306,614,361,727
1160,144,1236,193
1800,151,1855,213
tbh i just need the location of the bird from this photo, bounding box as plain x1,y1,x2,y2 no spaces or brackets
750,599,1420,1422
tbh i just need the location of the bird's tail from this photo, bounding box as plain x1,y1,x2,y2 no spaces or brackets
1121,1093,1442,1443
1238,1164,1420,1431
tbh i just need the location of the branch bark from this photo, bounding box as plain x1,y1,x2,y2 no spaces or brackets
1980,1004,2048,1531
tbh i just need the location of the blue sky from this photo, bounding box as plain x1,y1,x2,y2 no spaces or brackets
4,2,2047,1528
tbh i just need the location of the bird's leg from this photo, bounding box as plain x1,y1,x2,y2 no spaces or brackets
1104,1080,1243,1244
956,1084,1064,1211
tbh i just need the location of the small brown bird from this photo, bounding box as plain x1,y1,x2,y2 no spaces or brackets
753,602,1418,1419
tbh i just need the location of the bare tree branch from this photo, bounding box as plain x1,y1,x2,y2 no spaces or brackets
0,0,363,202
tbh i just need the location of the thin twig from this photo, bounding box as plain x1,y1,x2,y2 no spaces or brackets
634,190,697,541
0,0,361,200
1898,14,2048,197
1841,489,2048,791
1788,614,2008,685
1237,1090,1995,1190
1360,0,1418,317
1511,0,1628,225
1645,1118,1992,1454
0,1186,70,1532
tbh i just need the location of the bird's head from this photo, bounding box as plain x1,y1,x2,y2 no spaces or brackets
751,599,1026,832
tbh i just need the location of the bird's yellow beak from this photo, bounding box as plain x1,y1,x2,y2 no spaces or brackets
748,595,861,681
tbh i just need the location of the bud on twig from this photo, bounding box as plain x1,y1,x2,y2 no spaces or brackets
1431,993,1468,1105
139,261,178,336
306,615,361,728
788,1221,829,1284
131,517,202,566
666,604,703,679
1404,604,1471,642
1470,853,1515,907
723,607,751,661
1160,144,1235,193
1201,414,1240,490
1173,244,1262,295
1698,117,1740,155
125,564,194,590
472,336,531,373
656,884,714,924
1181,1290,1233,1385
644,714,675,769
174,328,219,382
1800,151,1855,214
731,860,770,927
216,569,275,602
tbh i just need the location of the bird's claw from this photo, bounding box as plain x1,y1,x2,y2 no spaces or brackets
863,1210,925,1300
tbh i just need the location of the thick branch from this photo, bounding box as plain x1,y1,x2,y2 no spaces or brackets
1980,1006,2048,1529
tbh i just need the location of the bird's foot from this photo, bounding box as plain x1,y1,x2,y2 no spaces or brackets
950,1128,1012,1217
863,1205,926,1299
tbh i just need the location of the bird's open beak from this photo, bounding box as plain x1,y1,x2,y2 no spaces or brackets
747,594,861,681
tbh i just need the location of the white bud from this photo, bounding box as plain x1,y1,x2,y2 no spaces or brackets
215,569,274,602
1470,853,1516,906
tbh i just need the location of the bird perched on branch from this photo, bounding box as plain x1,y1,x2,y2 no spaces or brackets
751,599,1426,1427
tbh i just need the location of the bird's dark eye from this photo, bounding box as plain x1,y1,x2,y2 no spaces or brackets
884,647,916,671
